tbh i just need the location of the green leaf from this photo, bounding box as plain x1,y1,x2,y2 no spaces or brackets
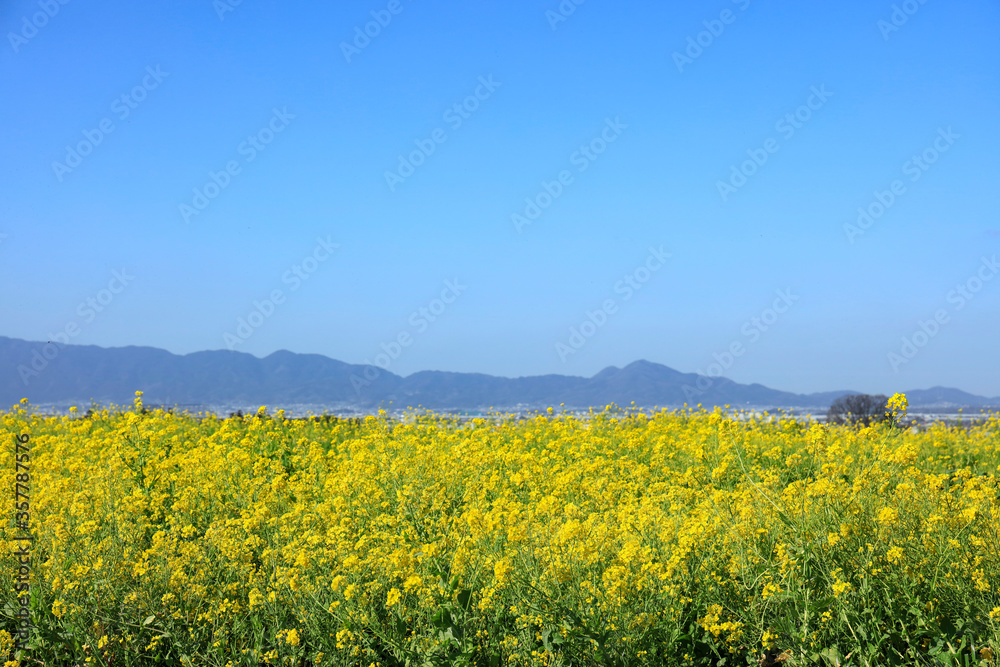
431,608,452,630
143,614,156,626
818,646,842,667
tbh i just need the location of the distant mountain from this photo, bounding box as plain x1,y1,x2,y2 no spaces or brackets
1,336,997,412
900,386,1000,408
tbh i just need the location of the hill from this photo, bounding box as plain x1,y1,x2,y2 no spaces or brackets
2,336,996,412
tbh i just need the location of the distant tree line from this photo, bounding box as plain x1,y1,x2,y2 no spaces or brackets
827,393,889,426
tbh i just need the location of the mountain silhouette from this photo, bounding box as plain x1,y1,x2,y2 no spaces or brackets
1,336,996,412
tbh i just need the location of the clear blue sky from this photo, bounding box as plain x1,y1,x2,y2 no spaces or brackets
2,0,998,396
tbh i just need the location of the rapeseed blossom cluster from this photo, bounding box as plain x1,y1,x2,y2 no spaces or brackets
1,397,998,665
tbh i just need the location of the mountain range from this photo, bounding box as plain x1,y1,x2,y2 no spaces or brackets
1,335,997,413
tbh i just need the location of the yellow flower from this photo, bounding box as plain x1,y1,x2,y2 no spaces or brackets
8,397,1000,665
877,507,898,526
403,574,422,592
335,629,353,649
248,588,264,609
886,392,908,416
761,582,781,600
494,559,512,585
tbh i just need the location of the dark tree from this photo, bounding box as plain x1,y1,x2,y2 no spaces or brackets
827,393,889,426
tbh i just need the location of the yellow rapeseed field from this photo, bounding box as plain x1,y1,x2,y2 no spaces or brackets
2,393,999,666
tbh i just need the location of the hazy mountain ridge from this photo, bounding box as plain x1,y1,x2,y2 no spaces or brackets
1,336,997,411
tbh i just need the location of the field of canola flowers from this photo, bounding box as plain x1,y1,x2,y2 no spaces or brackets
2,393,999,667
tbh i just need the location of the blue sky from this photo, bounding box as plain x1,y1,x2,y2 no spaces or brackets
1,0,998,396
